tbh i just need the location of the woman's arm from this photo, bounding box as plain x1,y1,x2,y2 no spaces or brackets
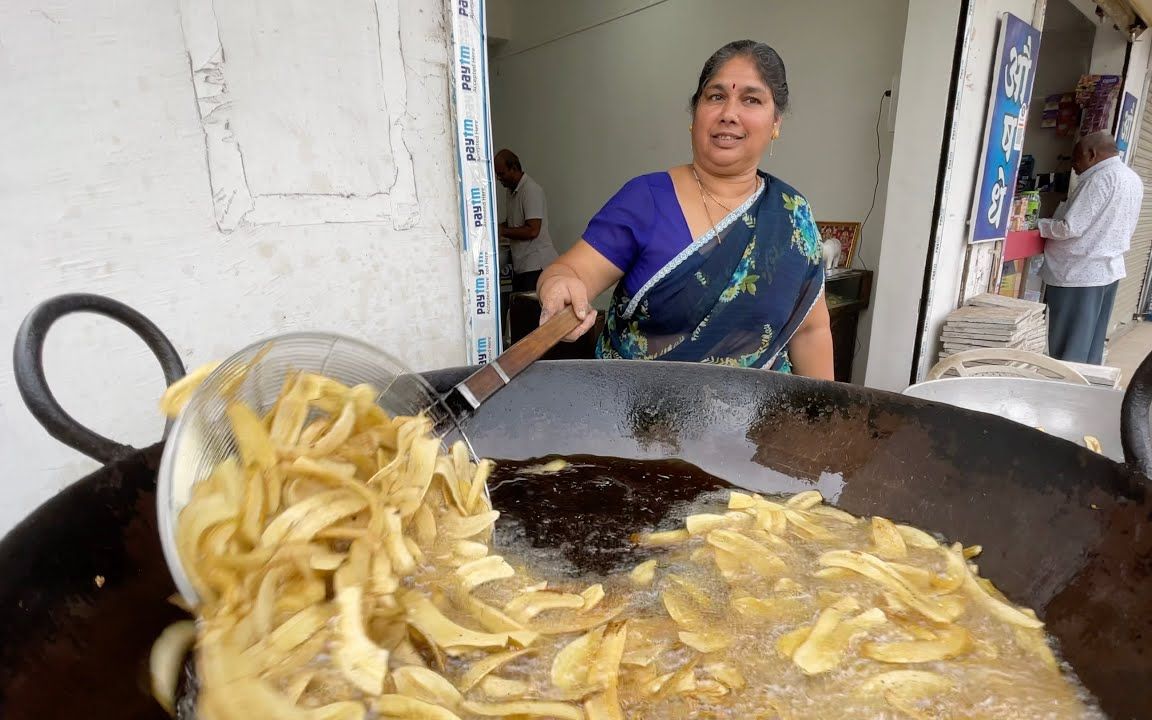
788,294,835,380
537,240,625,342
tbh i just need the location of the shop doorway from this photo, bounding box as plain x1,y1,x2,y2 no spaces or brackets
483,1,910,382
1004,0,1096,303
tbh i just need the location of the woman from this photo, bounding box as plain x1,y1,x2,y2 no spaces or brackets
536,40,834,379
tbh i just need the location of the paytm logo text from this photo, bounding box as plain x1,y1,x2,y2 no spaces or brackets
463,118,479,162
459,45,475,92
475,276,489,315
469,187,485,228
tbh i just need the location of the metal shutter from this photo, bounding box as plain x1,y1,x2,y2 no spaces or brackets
1111,96,1152,335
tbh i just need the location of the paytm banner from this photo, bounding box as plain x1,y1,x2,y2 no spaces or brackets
451,0,502,364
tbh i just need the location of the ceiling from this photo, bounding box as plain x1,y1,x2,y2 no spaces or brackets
1044,0,1097,33
1129,0,1152,28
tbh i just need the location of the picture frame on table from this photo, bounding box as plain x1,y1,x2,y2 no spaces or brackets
816,221,861,270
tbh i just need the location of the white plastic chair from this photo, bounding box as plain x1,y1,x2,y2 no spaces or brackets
926,348,1090,385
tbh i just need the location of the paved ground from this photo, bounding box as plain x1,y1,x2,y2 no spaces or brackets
1108,321,1152,387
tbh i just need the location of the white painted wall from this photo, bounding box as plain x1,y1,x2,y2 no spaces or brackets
864,0,963,391
0,0,466,536
487,0,513,43
1091,21,1130,76
493,0,667,58
488,0,909,379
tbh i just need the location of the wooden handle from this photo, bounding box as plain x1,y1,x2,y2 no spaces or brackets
455,306,583,408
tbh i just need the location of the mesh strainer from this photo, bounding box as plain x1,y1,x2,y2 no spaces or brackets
156,332,468,605
158,308,580,604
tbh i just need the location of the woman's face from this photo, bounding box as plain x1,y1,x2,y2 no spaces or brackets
691,56,780,174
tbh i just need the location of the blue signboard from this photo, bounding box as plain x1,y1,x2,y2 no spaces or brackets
969,13,1042,244
1117,91,1138,164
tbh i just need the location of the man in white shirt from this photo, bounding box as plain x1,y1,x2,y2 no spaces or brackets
494,149,559,292
1039,131,1144,364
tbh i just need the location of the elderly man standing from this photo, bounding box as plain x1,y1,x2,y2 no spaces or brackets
1039,131,1144,364
493,149,559,292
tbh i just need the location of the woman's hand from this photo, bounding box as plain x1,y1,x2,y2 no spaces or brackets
538,272,598,342
536,241,625,343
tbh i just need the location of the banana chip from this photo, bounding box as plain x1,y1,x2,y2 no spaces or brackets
589,621,629,690
727,490,761,510
870,517,908,560
504,590,587,623
334,586,390,694
391,666,463,709
861,669,954,715
785,509,835,541
528,602,626,635
776,625,813,658
706,529,787,576
551,624,605,691
661,585,707,630
456,555,515,591
149,620,196,714
958,553,1044,628
819,550,963,623
632,529,690,546
755,506,789,535
463,701,583,719
584,687,625,720
402,591,513,653
478,675,531,700
442,510,501,540
679,630,732,653
458,648,535,692
895,524,941,550
580,583,606,611
629,559,658,586
732,595,807,622
451,590,538,647
862,624,971,664
160,362,221,418
685,513,735,535
785,490,825,509
375,694,462,720
701,664,744,692
791,607,887,675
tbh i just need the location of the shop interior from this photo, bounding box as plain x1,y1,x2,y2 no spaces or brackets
483,0,909,383
998,0,1128,307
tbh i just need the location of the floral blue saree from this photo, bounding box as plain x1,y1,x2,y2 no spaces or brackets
595,171,825,372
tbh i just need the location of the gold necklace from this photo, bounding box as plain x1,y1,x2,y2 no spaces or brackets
692,165,736,213
690,165,759,243
694,175,721,243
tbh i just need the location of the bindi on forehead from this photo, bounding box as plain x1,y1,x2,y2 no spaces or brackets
708,82,766,95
